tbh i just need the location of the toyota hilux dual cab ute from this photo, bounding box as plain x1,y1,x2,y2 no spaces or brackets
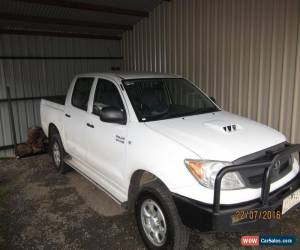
41,72,300,249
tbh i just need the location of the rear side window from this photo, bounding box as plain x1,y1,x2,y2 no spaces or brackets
71,78,94,111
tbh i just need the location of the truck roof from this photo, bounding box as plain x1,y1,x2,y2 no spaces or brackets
75,72,179,80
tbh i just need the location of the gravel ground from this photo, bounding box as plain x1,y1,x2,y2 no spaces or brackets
0,154,299,250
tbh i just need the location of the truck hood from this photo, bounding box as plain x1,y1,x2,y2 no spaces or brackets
145,111,286,162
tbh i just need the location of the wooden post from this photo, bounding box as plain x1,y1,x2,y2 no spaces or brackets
6,86,18,157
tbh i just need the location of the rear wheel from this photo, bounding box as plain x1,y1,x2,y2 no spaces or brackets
50,133,69,173
135,180,190,250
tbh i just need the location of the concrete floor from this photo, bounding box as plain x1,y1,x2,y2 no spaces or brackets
0,154,299,250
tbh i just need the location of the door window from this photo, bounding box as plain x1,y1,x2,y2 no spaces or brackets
93,79,124,116
71,77,94,111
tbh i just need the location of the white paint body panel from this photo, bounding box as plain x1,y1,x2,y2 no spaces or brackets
40,72,299,205
145,111,287,162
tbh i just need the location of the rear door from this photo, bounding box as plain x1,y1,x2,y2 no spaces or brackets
64,77,94,161
85,78,128,194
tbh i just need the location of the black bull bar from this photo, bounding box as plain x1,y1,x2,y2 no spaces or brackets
213,144,300,213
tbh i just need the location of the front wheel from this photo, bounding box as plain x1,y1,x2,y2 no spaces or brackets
135,180,190,250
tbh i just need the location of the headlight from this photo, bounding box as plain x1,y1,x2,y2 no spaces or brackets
184,159,245,190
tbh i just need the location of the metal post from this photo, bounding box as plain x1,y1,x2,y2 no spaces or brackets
261,166,273,206
6,86,18,156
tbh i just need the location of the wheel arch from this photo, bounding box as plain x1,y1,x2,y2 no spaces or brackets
48,123,68,153
48,123,60,138
127,169,169,211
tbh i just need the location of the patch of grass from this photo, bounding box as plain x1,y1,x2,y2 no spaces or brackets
0,185,11,207
0,184,11,249
0,157,15,160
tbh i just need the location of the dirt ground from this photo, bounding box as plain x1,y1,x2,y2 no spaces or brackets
0,154,299,250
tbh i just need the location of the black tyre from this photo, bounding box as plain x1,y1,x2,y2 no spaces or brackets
135,180,190,250
50,133,68,173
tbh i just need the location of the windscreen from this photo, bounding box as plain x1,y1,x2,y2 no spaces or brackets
123,78,219,121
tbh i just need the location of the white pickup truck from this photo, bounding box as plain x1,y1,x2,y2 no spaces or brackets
41,72,300,249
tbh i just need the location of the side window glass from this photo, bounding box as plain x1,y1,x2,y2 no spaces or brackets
71,78,94,111
93,79,124,116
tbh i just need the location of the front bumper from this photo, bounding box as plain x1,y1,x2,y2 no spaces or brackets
173,143,300,232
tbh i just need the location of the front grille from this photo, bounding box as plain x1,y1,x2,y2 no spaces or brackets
239,155,293,188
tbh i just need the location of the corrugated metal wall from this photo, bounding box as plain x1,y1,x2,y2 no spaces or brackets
122,0,300,144
0,35,122,157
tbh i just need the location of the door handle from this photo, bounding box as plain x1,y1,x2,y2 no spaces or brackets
86,123,94,128
65,113,71,118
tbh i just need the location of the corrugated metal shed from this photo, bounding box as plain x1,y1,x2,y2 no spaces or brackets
122,0,300,144
0,0,164,37
0,0,166,156
0,0,166,157
0,34,122,157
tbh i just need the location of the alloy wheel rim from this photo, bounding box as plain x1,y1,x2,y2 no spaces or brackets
140,199,167,247
53,142,61,167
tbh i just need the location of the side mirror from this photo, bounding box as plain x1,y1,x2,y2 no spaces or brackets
210,96,216,103
100,106,126,125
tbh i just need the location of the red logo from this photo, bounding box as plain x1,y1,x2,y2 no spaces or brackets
240,236,259,246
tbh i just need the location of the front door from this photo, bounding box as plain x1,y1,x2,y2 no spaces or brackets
86,78,128,195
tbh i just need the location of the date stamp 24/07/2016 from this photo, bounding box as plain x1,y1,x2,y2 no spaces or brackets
232,210,281,223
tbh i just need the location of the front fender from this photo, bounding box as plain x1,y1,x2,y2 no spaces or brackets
125,123,199,196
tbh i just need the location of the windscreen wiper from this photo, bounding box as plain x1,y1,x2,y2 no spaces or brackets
181,107,219,117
